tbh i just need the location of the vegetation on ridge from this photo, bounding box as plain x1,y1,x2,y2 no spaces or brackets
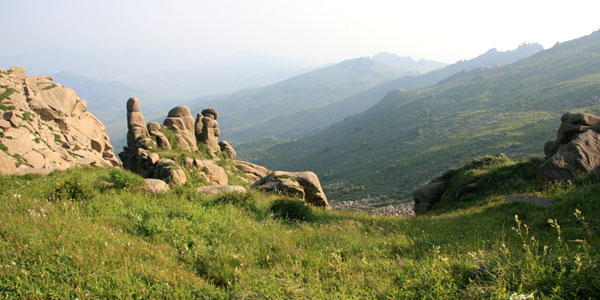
0,164,598,298
249,30,600,202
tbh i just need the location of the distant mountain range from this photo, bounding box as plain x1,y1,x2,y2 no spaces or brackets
244,31,600,202
234,43,544,147
191,57,420,142
371,52,447,73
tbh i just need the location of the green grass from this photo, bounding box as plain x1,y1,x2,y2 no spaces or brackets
0,165,598,298
41,84,58,90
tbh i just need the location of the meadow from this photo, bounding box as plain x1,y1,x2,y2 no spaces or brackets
0,160,598,299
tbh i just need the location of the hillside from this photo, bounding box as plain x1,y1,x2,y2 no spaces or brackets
191,57,414,142
248,31,600,201
371,52,446,73
1,157,598,298
238,43,543,160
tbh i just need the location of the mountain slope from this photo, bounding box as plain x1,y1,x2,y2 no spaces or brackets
248,31,600,202
191,57,413,142
371,52,446,73
238,43,544,155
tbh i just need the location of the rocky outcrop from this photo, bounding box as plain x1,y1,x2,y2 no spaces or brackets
235,160,270,181
252,171,330,208
219,141,236,160
163,106,197,151
413,180,445,215
0,66,120,174
538,112,600,183
197,108,220,152
120,101,241,186
147,122,171,149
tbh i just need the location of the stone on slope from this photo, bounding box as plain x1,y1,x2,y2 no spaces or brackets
219,141,236,160
413,181,445,215
144,178,170,194
0,66,121,174
252,171,330,208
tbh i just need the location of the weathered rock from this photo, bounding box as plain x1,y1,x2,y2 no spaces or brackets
538,129,600,183
196,185,247,195
235,160,270,180
163,105,197,151
556,112,600,143
413,181,445,215
219,141,237,159
252,171,330,208
198,108,220,152
194,159,228,186
144,178,170,194
126,97,153,149
147,122,171,149
0,67,121,174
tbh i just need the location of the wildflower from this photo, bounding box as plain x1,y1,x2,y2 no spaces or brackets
478,263,486,272
509,293,534,300
270,236,276,241
470,272,477,278
396,258,405,265
179,248,184,255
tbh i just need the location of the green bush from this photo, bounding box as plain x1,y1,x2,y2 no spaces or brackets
106,168,144,189
213,192,257,213
48,178,95,201
269,198,314,221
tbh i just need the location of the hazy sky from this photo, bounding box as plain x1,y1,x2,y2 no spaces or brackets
1,0,599,72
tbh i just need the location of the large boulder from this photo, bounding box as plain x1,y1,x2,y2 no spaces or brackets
219,141,236,159
252,171,330,208
197,108,220,152
413,180,445,215
0,66,120,174
163,105,197,151
538,129,600,183
538,112,600,184
235,160,270,181
193,159,228,186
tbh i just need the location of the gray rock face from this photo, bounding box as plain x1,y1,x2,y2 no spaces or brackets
539,112,600,184
219,141,236,160
163,105,197,151
0,66,121,174
413,181,445,215
539,129,600,183
252,171,330,208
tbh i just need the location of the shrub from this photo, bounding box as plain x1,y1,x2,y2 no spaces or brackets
213,192,257,213
106,168,144,189
48,178,94,201
269,198,314,221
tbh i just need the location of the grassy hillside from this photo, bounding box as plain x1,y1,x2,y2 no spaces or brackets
238,43,543,161
1,163,598,298
248,31,600,202
193,57,412,143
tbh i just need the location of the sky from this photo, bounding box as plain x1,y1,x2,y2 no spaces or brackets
1,0,599,78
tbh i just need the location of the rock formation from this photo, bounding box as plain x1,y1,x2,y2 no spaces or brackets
163,106,197,151
147,122,171,149
252,171,330,208
219,141,236,159
539,112,600,183
0,66,120,174
126,97,154,150
413,180,446,215
120,101,236,186
197,108,220,152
